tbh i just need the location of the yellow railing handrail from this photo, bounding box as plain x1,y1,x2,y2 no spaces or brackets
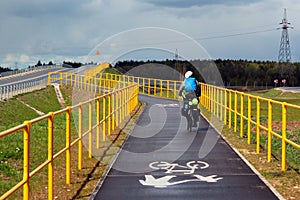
84,62,110,80
1,69,300,199
0,72,139,200
200,83,300,171
98,72,183,100
91,72,300,172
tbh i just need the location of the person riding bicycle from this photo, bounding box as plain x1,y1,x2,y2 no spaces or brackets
179,71,201,127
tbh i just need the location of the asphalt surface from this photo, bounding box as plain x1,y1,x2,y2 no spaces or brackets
91,95,282,200
0,64,95,86
278,87,300,92
0,67,69,86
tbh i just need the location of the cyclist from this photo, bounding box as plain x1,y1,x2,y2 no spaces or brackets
179,71,201,127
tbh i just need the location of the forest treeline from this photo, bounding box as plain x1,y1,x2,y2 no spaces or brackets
114,59,300,87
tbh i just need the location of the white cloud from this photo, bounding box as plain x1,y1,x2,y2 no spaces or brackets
4,54,16,62
20,54,30,62
1,0,300,68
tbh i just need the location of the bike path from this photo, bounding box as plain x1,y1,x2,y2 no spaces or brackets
90,95,282,200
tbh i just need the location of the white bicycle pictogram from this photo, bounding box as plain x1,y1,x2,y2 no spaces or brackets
149,161,209,175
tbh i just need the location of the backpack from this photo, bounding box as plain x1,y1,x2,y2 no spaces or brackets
184,77,197,92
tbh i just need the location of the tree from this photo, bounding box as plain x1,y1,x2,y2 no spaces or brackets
36,60,42,67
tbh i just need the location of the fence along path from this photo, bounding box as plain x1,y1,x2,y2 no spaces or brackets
100,72,300,172
0,72,138,199
0,70,299,199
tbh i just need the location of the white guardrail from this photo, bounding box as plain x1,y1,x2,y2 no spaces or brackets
0,78,48,100
0,65,60,78
0,65,62,100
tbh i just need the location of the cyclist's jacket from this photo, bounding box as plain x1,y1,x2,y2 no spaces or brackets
184,77,197,92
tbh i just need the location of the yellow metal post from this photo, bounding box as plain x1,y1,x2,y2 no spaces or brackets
154,79,157,96
247,95,251,144
160,80,163,97
66,73,68,86
48,73,51,85
216,88,219,118
281,103,287,171
112,93,115,131
256,98,261,153
167,80,170,98
23,121,30,200
102,96,106,141
116,91,119,127
229,90,232,129
220,89,223,121
224,89,227,125
234,91,237,132
47,113,54,199
143,78,145,94
60,73,62,85
96,97,100,148
78,104,82,170
214,87,217,116
66,107,71,184
209,86,212,112
173,81,177,99
108,94,111,136
240,93,244,138
88,102,92,158
267,100,272,162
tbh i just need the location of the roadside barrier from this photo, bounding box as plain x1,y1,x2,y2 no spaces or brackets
200,83,300,171
0,79,48,101
84,62,110,82
1,70,299,199
97,73,182,99
0,73,138,199
97,73,300,172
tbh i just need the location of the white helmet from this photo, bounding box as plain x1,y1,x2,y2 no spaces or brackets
185,71,193,78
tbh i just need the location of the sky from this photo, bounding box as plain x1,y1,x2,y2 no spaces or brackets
0,0,300,69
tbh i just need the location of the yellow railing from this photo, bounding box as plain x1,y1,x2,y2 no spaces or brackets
99,73,182,100
0,73,138,200
200,83,300,171
91,73,300,172
1,69,300,199
84,62,110,80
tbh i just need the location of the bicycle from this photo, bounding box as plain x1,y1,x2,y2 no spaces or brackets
181,93,200,132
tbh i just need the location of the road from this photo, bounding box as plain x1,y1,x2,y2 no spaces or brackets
278,87,300,92
0,67,68,86
90,95,283,200
0,65,95,86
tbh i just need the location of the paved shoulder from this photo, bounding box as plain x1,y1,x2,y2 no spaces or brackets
91,95,281,200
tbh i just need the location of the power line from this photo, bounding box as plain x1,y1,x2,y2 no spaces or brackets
195,28,278,41
0,27,280,53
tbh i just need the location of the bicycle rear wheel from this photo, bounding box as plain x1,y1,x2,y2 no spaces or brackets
187,113,192,132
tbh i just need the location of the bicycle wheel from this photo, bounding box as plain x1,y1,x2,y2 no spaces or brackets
187,113,192,132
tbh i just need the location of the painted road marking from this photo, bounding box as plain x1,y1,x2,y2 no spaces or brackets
155,104,179,107
139,161,223,188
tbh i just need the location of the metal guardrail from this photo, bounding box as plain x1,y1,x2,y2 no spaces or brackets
200,83,300,171
0,73,139,199
0,79,48,100
0,65,60,78
98,73,300,172
0,65,62,101
84,62,110,81
92,73,300,172
99,73,182,99
1,71,299,199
